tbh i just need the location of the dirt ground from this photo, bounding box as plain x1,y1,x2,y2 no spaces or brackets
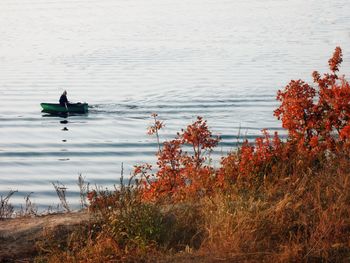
0,211,89,262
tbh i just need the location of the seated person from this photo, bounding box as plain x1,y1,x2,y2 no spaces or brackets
59,90,69,107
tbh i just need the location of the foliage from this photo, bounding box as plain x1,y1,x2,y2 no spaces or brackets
140,116,219,201
275,47,350,150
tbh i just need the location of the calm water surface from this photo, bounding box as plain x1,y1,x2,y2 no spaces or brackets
1,0,350,209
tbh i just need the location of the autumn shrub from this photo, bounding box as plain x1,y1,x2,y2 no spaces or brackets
139,116,219,202
218,47,350,190
275,47,350,149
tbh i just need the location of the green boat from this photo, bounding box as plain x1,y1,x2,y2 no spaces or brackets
41,103,88,114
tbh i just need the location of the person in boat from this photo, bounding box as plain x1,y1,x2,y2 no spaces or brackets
59,90,69,109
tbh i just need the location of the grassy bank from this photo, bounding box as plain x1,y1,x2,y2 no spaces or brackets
35,155,349,262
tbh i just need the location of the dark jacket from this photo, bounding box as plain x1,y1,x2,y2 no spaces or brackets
59,94,68,106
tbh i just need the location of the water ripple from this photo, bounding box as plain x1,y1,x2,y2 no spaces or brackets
0,0,349,209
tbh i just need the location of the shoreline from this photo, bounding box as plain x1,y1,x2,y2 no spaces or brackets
0,211,89,261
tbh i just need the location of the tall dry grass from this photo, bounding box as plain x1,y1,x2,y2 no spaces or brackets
199,154,350,262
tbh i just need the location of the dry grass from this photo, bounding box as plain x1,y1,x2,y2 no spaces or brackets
199,159,350,262
0,190,17,219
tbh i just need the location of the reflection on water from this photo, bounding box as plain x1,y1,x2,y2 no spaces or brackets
0,0,349,209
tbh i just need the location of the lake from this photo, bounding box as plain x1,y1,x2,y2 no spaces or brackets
0,0,349,209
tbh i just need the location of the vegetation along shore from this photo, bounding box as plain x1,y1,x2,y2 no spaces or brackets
1,47,349,262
